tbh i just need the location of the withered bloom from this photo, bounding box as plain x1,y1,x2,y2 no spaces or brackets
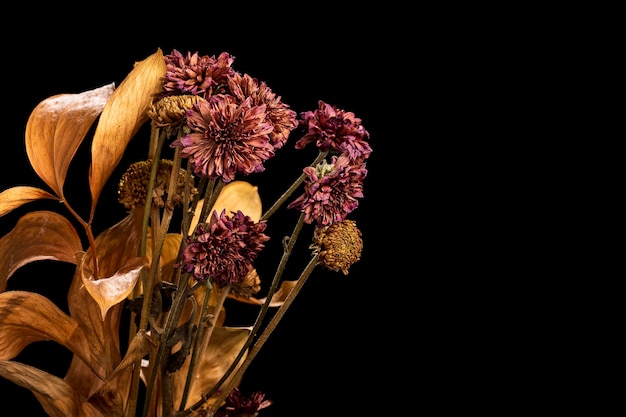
287,154,367,226
312,219,363,275
162,49,236,99
179,209,269,288
147,94,205,137
171,95,275,182
118,159,197,210
228,72,298,149
213,387,272,417
296,100,372,163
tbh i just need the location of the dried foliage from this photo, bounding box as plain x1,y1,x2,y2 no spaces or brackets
0,48,370,417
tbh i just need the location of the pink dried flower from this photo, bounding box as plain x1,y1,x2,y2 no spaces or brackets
171,94,275,182
179,209,270,288
287,154,367,226
295,100,372,163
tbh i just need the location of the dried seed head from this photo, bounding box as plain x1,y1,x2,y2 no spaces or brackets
312,219,363,275
147,94,205,135
118,159,197,210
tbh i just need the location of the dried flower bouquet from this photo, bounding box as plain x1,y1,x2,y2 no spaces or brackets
0,47,371,417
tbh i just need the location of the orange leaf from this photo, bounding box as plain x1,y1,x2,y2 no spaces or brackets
170,326,251,410
0,360,100,417
0,210,82,290
0,291,90,365
89,48,166,218
81,256,148,320
0,186,58,217
24,84,115,198
256,279,298,307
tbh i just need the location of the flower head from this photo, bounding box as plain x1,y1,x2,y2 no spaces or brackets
179,209,269,288
171,94,275,182
287,154,367,226
228,72,298,149
312,219,363,275
118,159,198,210
295,100,372,163
213,387,272,417
147,94,205,137
162,49,236,99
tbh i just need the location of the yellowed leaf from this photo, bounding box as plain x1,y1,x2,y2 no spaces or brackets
89,48,166,217
191,180,263,232
170,326,251,410
81,256,148,321
0,210,82,290
24,84,115,198
89,329,158,416
0,186,58,217
0,291,90,365
0,360,101,417
256,279,298,307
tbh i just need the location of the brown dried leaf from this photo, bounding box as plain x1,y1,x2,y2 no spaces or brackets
0,186,58,217
171,326,251,410
24,84,115,198
0,291,90,365
67,210,144,380
81,255,148,321
0,360,100,417
255,279,298,307
190,180,263,232
89,329,158,416
0,210,82,291
89,49,166,216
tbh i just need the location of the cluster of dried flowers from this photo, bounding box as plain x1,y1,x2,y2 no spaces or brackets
0,48,371,417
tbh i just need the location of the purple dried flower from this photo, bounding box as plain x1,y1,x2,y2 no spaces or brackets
171,94,275,182
287,154,367,226
179,209,269,287
295,100,372,163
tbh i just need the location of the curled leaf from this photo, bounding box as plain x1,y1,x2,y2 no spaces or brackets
89,48,166,217
256,279,298,307
0,186,58,217
0,360,100,417
25,83,115,198
81,256,148,321
0,291,90,364
191,180,263,232
0,210,82,290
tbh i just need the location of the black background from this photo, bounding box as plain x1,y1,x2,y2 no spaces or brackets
0,15,395,417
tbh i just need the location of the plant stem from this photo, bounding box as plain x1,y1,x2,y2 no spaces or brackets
261,150,328,221
212,251,319,412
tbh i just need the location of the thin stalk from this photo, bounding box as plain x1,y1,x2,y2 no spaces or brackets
213,252,319,410
178,283,231,412
261,150,328,221
126,128,167,417
182,213,308,416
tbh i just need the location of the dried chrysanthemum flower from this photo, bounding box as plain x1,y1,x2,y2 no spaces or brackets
162,49,235,99
171,95,275,182
178,209,270,287
228,72,298,149
287,154,368,226
312,219,363,275
147,94,205,136
296,100,372,163
213,387,272,417
118,159,198,210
